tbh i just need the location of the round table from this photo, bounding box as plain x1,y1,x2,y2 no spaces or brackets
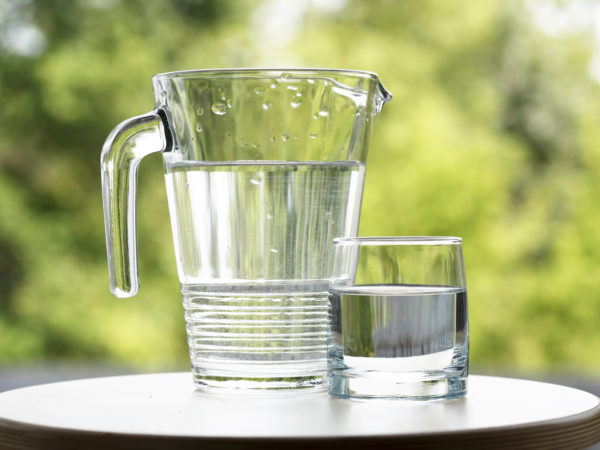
0,373,598,449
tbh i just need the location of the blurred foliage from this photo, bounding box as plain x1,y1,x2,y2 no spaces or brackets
0,0,599,374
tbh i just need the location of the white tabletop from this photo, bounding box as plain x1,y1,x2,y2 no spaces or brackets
0,373,598,449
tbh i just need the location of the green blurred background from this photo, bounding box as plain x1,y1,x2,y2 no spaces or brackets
1,0,599,381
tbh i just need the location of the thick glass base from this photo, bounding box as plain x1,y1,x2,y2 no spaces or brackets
328,371,467,400
328,346,469,400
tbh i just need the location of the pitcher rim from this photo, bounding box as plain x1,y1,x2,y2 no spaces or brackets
152,68,382,81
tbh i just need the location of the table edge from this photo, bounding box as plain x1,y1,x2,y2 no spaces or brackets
0,399,598,449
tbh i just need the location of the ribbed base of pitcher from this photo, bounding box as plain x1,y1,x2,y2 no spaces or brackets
183,285,329,391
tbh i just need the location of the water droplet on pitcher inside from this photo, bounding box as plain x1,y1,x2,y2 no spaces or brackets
195,122,204,132
255,86,265,95
313,112,319,119
270,81,278,89
250,178,261,185
281,133,289,142
266,213,273,219
319,106,329,117
291,99,302,108
196,106,205,116
270,248,279,253
270,135,276,142
262,101,273,110
287,85,299,91
281,72,291,80
211,103,227,115
310,133,318,139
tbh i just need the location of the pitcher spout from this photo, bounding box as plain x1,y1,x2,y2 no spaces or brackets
374,77,392,114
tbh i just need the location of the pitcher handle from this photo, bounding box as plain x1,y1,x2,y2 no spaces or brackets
100,108,172,298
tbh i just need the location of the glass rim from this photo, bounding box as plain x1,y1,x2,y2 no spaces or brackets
333,236,462,246
152,67,382,82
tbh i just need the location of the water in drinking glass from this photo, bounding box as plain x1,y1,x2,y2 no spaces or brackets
329,284,469,398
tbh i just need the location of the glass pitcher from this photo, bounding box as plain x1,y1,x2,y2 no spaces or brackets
101,69,391,391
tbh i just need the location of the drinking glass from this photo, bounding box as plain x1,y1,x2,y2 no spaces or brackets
328,237,469,399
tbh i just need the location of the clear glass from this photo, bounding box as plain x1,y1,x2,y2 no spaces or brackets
101,69,391,391
329,237,469,399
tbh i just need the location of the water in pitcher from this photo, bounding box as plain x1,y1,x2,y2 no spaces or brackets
165,160,365,389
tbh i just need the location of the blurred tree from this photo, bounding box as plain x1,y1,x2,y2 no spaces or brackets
0,0,251,365
0,0,599,375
